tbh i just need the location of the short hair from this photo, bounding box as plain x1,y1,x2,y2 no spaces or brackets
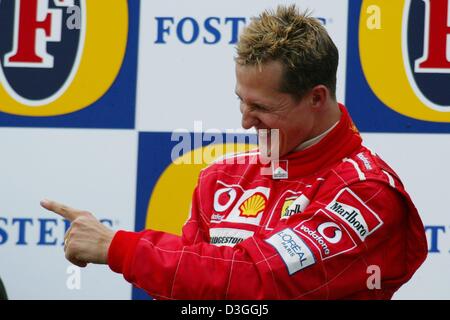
236,5,339,100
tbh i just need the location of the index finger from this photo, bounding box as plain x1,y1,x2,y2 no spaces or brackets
40,199,84,222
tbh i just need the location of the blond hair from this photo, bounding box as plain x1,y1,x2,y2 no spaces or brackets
236,5,339,99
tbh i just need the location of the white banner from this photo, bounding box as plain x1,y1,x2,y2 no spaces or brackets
362,133,450,299
136,0,349,131
0,128,137,299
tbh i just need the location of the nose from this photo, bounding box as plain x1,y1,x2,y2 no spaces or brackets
240,103,260,129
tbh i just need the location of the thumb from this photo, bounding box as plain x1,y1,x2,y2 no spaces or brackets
40,199,86,222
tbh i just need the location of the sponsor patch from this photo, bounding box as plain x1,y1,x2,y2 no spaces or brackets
325,188,383,241
280,194,310,220
356,153,373,170
209,228,254,247
294,209,357,260
280,196,297,218
213,187,237,213
265,190,302,230
222,186,270,226
266,228,315,275
239,193,267,218
211,213,225,222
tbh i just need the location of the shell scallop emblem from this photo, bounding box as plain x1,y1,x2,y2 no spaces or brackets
239,193,267,218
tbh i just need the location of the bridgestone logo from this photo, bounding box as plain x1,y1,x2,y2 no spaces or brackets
210,236,244,245
209,228,254,247
326,201,369,240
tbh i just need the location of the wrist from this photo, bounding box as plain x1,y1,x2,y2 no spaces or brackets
100,229,116,264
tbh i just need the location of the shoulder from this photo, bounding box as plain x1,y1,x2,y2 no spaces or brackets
330,146,403,190
198,148,260,180
318,147,411,232
317,146,410,221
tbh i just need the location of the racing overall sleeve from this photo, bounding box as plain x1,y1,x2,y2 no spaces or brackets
108,175,425,299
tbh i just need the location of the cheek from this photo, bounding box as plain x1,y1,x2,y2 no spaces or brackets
258,114,282,129
239,102,245,114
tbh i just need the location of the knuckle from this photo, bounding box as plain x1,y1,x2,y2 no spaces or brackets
60,205,70,214
74,253,84,262
71,219,81,227
80,210,93,218
68,230,77,239
68,242,79,255
69,257,81,267
72,217,86,226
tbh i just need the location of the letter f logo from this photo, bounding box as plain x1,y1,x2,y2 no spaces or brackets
4,0,74,69
415,0,450,73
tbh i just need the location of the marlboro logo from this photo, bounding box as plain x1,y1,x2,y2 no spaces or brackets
325,188,383,242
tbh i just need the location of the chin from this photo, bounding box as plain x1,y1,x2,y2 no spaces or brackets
273,144,289,159
277,149,290,158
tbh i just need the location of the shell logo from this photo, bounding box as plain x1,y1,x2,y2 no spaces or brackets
239,193,267,218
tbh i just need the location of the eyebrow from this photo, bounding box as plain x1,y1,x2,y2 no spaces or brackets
236,92,272,110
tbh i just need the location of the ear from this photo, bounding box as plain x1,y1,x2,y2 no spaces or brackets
309,85,329,109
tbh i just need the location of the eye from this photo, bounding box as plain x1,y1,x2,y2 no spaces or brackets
252,104,268,112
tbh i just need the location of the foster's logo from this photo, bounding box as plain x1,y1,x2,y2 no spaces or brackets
0,0,129,117
358,0,450,123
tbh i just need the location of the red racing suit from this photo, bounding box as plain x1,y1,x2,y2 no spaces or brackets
108,105,427,299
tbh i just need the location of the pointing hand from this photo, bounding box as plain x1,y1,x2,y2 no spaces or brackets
40,199,116,267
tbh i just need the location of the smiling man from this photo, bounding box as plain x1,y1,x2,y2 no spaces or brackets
41,5,427,299
235,10,341,158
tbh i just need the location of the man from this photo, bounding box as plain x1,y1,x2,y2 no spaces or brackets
41,5,427,299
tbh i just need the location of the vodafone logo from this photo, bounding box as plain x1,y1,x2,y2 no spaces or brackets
213,187,237,212
294,209,357,260
317,222,342,244
298,222,342,256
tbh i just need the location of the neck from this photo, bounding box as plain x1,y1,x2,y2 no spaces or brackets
313,100,341,135
296,120,339,151
301,100,341,144
275,103,363,178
